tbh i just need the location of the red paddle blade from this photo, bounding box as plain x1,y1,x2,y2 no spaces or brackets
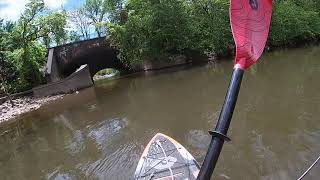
230,0,272,69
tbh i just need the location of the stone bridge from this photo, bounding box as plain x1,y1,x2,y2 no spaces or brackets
38,36,204,97
45,37,129,83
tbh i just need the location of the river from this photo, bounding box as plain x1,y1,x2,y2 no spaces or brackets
0,46,319,180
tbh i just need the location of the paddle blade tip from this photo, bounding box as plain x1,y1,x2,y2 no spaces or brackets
230,0,273,69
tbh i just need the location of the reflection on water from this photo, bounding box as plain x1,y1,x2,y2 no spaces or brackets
186,130,210,158
0,45,320,180
88,118,128,149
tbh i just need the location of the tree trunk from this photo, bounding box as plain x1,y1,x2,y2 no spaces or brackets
96,28,101,37
6,92,14,107
0,74,14,107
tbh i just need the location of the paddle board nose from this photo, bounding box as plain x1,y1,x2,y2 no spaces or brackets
134,133,200,180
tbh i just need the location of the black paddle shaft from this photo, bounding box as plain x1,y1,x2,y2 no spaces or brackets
197,68,244,180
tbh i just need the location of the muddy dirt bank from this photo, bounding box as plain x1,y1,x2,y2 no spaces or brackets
0,95,63,124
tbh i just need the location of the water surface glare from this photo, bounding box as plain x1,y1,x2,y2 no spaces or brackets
0,46,320,180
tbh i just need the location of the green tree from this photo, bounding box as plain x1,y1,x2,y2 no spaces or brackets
105,0,126,25
14,0,47,88
269,0,320,47
109,0,192,67
68,30,81,42
10,0,68,90
0,57,16,106
188,0,233,55
83,0,108,37
69,8,93,39
41,10,68,47
81,0,126,37
0,20,17,105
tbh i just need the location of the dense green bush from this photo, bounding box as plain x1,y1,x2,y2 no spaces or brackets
109,0,320,68
109,0,193,68
4,42,46,92
0,0,67,93
188,0,233,55
269,0,320,47
0,52,17,93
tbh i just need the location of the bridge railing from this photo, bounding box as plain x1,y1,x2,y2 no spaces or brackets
49,32,107,48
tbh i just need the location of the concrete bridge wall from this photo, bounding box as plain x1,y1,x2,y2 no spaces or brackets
45,37,129,83
45,37,205,83
33,65,93,97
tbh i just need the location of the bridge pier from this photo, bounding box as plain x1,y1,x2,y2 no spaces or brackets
45,48,64,83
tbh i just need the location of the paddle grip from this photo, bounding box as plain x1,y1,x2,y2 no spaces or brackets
197,68,244,180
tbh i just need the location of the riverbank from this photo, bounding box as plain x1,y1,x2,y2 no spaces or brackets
1,43,319,125
0,95,63,124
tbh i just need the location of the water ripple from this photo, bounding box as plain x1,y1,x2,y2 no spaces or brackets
88,117,129,148
78,141,141,180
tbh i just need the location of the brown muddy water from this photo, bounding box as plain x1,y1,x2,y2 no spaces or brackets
0,46,320,180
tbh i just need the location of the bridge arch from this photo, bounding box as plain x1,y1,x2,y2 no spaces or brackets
45,37,130,83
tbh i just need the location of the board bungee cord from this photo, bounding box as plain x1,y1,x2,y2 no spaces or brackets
297,154,320,180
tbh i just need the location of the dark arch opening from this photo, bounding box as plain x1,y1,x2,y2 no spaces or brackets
93,68,120,81
60,47,130,78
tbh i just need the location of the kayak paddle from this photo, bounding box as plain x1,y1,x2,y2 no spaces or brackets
196,0,273,179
